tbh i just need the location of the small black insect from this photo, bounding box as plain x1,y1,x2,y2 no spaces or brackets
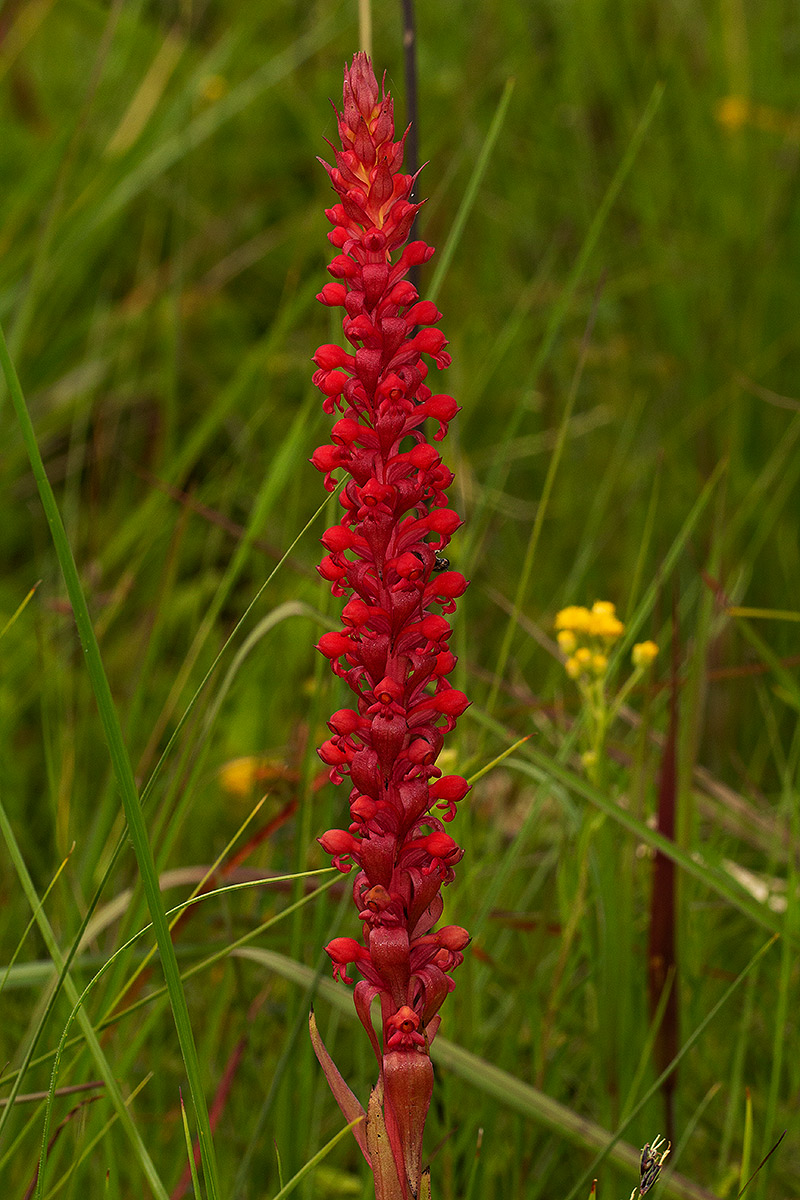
410,548,451,574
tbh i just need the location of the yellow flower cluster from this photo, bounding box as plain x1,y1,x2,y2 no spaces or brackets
554,601,658,783
555,601,624,678
554,601,658,678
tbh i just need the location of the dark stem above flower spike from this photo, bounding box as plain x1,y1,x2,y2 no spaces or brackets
400,0,420,291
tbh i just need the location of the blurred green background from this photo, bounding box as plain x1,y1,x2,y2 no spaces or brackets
2,0,799,1197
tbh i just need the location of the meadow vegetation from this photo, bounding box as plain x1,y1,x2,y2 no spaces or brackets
1,1,799,1197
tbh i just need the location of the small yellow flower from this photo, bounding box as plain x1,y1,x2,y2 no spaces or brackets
575,647,592,666
554,605,591,633
632,640,659,668
716,94,800,139
716,95,749,132
588,610,624,640
557,629,577,654
219,756,263,797
592,653,608,676
591,600,617,618
565,655,581,679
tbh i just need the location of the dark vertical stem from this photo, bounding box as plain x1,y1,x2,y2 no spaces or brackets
401,0,419,180
647,594,680,1145
400,0,420,292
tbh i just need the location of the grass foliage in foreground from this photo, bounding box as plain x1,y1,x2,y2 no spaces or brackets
2,1,800,1196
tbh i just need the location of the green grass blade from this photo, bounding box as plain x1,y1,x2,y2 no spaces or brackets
38,1073,153,1200
730,616,800,715
462,700,784,940
269,1117,365,1200
29,491,337,1077
428,77,516,304
739,1089,753,1199
0,875,340,1106
463,80,665,566
727,607,800,623
485,280,601,721
0,320,219,1196
33,870,333,1199
233,946,721,1200
180,1091,203,1200
615,457,728,660
0,846,70,1005
519,743,783,938
67,17,345,247
563,936,776,1200
0,793,168,1198
0,580,40,640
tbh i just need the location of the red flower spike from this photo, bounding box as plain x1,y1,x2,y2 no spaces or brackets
311,53,470,1199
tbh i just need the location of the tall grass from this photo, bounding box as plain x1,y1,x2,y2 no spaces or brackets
2,1,799,1197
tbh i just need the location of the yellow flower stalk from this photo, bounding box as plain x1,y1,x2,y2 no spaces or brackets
555,601,658,784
